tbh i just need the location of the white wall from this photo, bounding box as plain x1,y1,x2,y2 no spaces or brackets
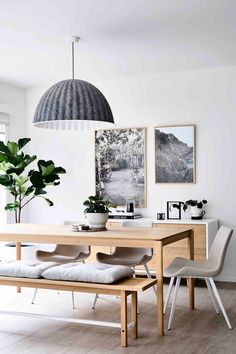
26,66,236,281
0,81,27,223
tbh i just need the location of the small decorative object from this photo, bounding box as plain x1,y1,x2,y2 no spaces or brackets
83,195,116,229
33,37,114,130
172,199,207,220
71,224,90,232
167,201,182,220
0,138,66,223
126,200,134,213
155,125,195,183
95,127,146,207
157,213,165,220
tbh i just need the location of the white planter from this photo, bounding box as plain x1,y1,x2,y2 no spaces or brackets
190,206,205,218
86,213,108,229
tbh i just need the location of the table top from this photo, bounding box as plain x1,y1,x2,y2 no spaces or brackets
0,223,192,247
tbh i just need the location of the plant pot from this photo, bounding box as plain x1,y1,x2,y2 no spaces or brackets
86,213,108,229
190,206,206,219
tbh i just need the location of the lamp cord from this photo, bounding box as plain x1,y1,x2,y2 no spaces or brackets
72,41,75,79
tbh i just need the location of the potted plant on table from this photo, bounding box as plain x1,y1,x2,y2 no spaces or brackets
173,199,207,220
83,195,115,229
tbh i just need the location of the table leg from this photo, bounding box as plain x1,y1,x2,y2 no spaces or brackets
155,241,164,336
16,242,21,293
187,230,195,309
131,292,138,339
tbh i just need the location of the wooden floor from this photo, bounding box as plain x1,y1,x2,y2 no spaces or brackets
0,281,235,354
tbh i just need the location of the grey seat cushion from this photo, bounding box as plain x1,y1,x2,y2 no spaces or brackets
42,262,134,284
0,261,58,278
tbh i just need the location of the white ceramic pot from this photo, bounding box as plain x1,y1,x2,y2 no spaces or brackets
86,213,108,228
190,206,205,218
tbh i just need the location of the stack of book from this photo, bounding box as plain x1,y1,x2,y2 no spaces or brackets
108,211,142,219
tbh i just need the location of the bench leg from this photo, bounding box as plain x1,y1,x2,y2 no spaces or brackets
131,292,138,339
120,291,128,347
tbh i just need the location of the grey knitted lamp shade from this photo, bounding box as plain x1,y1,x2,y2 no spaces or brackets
33,79,114,130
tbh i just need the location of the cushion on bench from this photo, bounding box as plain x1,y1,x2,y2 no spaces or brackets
0,261,58,279
42,263,134,284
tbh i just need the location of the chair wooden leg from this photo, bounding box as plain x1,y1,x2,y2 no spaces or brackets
168,277,181,330
205,278,220,314
163,277,175,315
209,278,232,329
120,291,128,347
131,292,138,339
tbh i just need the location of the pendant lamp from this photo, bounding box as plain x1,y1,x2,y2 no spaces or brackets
33,37,114,130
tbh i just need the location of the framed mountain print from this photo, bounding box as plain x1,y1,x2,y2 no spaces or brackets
155,125,195,183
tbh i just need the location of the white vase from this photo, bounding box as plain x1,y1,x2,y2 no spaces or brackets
190,206,205,218
86,213,108,228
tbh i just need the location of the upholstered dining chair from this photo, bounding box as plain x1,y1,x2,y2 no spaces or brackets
92,219,156,309
31,220,91,309
163,226,233,330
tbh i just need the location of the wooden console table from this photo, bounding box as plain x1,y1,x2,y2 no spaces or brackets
0,223,194,337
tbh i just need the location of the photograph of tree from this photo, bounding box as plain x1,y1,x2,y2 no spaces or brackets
155,125,195,183
95,128,146,207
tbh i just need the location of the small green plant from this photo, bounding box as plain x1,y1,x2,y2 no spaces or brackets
0,138,66,223
173,199,207,212
83,195,116,213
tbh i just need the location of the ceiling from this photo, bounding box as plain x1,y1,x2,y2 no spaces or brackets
0,0,236,88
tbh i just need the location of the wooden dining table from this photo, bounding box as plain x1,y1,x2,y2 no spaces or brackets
0,223,194,336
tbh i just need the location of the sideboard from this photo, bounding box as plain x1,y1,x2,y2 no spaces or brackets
88,218,218,272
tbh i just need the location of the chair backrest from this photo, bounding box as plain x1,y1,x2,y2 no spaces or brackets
54,220,90,257
119,220,153,257
208,226,233,274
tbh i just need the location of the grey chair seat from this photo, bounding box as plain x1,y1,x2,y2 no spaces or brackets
92,220,156,309
96,250,152,267
164,257,219,278
36,250,90,264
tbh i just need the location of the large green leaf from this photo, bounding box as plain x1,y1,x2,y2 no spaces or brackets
6,167,25,175
0,161,14,173
44,174,60,184
0,141,10,154
34,188,47,196
7,141,18,155
0,174,12,186
18,138,31,150
30,171,46,188
38,160,54,176
53,167,66,174
25,185,35,196
5,202,20,211
43,197,54,206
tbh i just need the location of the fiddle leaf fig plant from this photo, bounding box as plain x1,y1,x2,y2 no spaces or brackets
0,138,66,223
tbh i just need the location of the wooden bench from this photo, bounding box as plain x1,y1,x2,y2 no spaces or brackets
0,276,156,347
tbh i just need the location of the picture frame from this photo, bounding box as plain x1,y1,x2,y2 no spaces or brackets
167,201,182,220
95,127,147,207
154,125,196,183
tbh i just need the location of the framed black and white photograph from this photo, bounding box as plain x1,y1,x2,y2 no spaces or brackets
95,128,146,207
167,201,182,220
155,125,195,183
